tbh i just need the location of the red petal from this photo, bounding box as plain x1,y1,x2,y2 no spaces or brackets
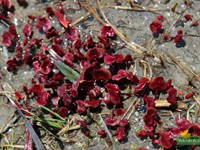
114,108,125,116
23,22,32,37
57,107,68,118
1,31,13,47
87,47,104,61
149,20,162,34
112,69,128,81
65,27,79,41
119,119,129,127
167,87,177,105
84,100,101,108
114,127,126,140
104,116,120,126
35,17,52,32
54,10,69,28
100,25,115,38
149,76,167,91
93,67,111,81
185,92,194,99
97,130,106,136
105,83,120,93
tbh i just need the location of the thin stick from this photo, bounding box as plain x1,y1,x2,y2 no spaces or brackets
99,114,118,150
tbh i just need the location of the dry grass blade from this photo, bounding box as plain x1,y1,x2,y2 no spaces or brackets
193,96,200,106
103,5,159,13
57,125,80,136
96,0,146,54
164,51,200,81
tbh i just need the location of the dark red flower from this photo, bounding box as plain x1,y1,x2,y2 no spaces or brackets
104,92,121,105
184,14,192,21
23,22,32,37
173,30,183,43
192,21,199,26
114,108,125,116
46,6,54,16
114,127,126,140
76,100,86,113
63,52,74,66
76,120,87,128
97,130,106,136
93,67,111,81
57,107,68,118
143,95,155,107
65,27,79,41
45,27,58,39
87,47,104,61
54,10,69,28
105,83,120,93
100,25,115,38
143,107,157,131
167,87,177,105
62,93,72,107
185,92,194,99
84,100,101,108
35,91,49,105
137,130,147,137
29,84,43,94
6,58,18,72
52,44,66,57
1,31,14,47
134,77,149,95
149,76,167,91
112,70,128,81
176,118,191,131
57,3,64,14
104,54,124,65
14,91,24,100
157,15,164,21
119,119,129,127
82,36,95,50
57,84,67,97
136,148,148,150
73,38,81,48
149,20,163,34
87,85,101,99
159,132,175,149
0,0,12,9
104,116,120,126
35,17,52,32
190,123,200,136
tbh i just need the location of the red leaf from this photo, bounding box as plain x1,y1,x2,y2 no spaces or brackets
1,31,13,47
23,22,32,37
84,100,101,108
57,107,68,118
93,67,111,81
114,108,125,116
114,127,126,140
87,47,104,61
104,116,120,126
97,130,106,136
35,17,52,32
185,92,194,99
149,76,167,91
167,87,177,105
149,20,162,34
100,25,115,38
54,10,69,28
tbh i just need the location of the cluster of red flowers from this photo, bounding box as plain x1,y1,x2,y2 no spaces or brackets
149,1,199,48
1,0,200,149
